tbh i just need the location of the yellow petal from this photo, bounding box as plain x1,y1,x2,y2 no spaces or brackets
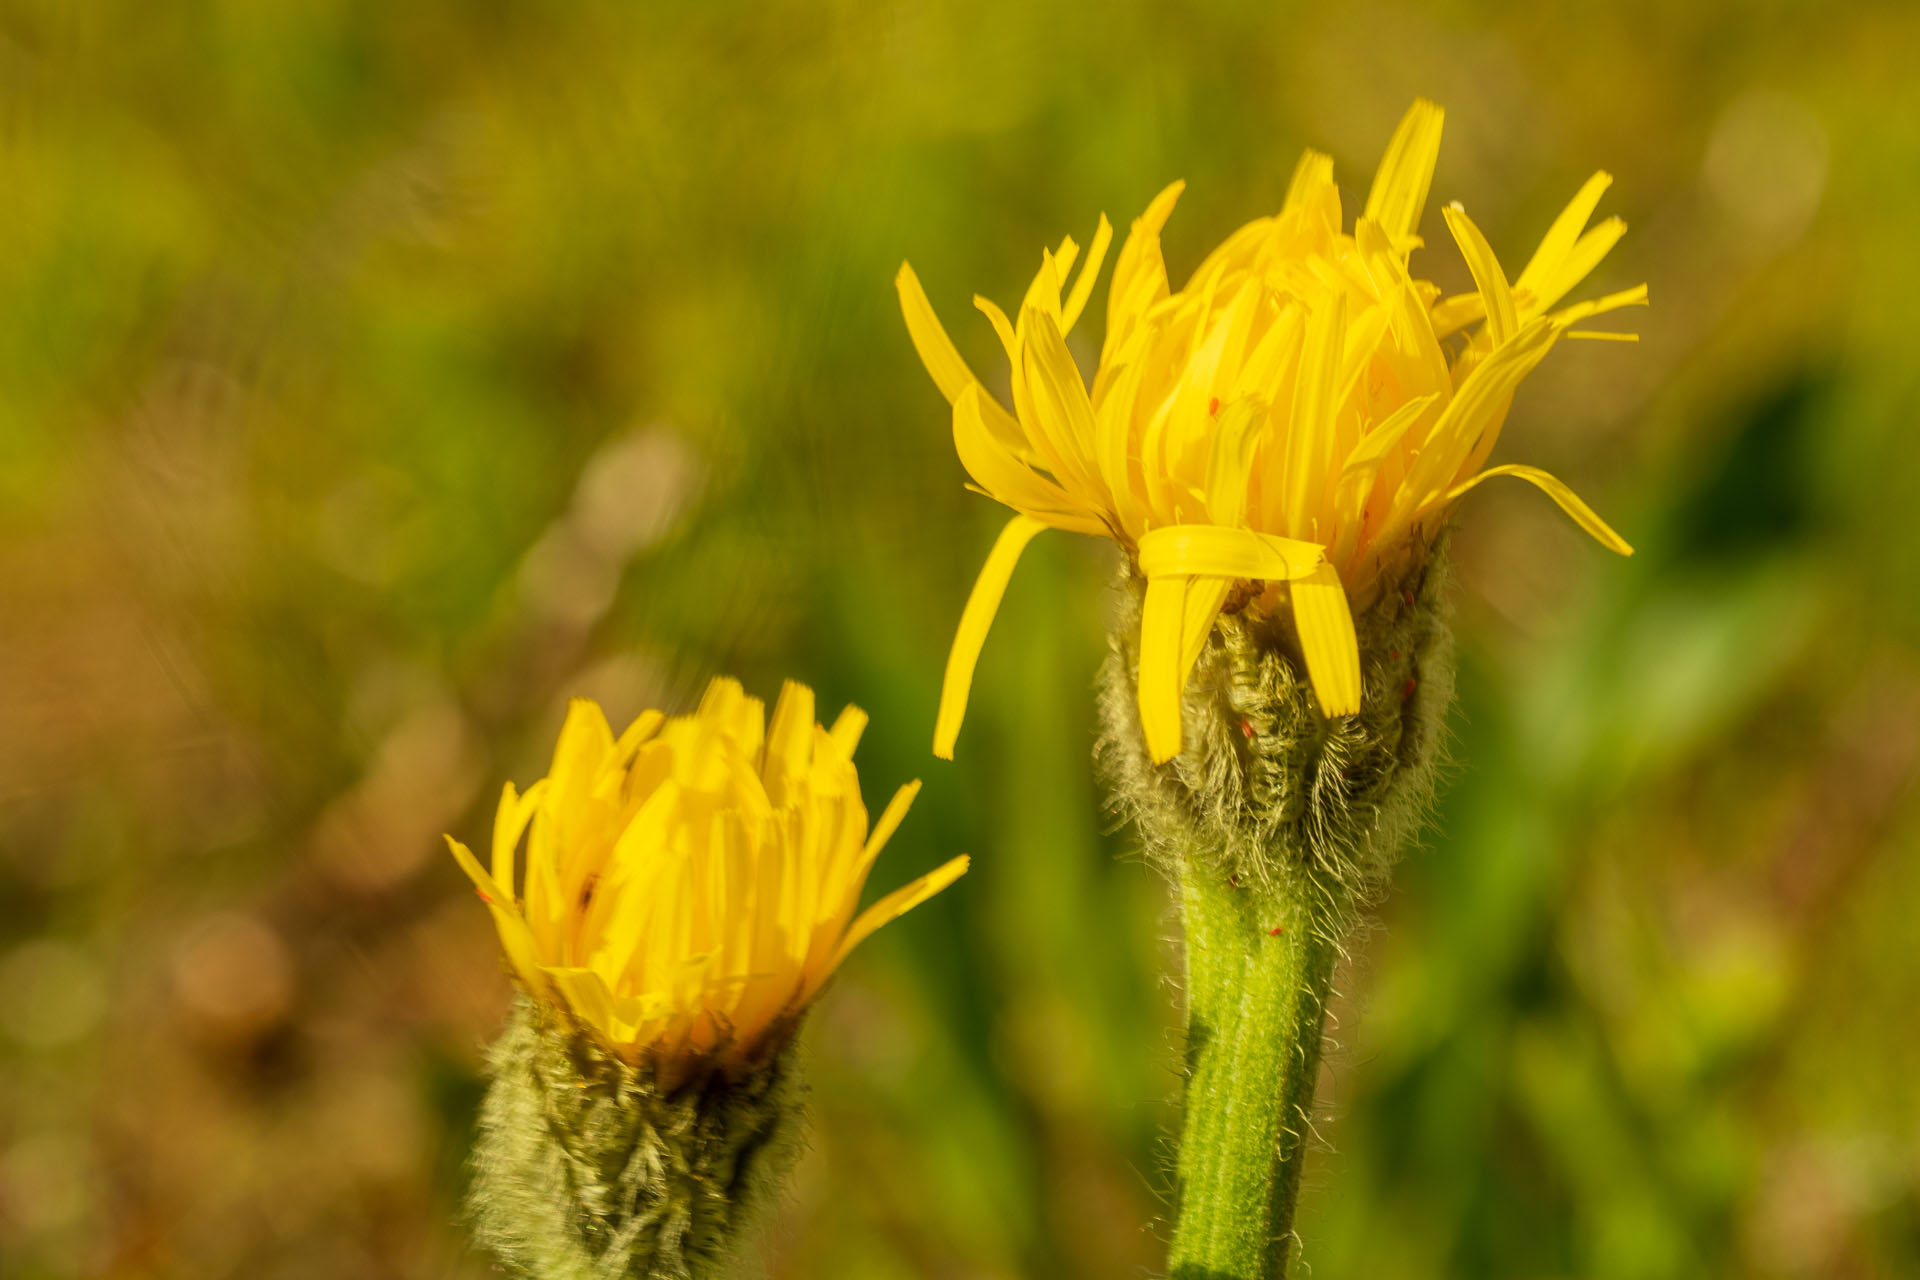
1018,308,1105,498
1515,170,1613,314
541,964,615,1035
446,836,547,993
610,709,666,767
1284,149,1335,216
827,704,869,759
1290,562,1361,718
581,779,685,976
1396,316,1561,510
1442,203,1518,347
1179,576,1234,688
1551,283,1650,327
549,699,615,803
934,515,1047,760
1105,180,1183,362
1136,572,1191,764
1187,216,1273,289
1136,524,1325,581
1336,393,1440,494
1428,291,1485,340
1342,393,1442,479
1018,247,1067,329
973,293,1021,366
1540,220,1630,312
1364,99,1444,243
1386,282,1454,396
1331,393,1442,563
1093,329,1151,538
948,313,1041,464
828,855,970,975
1052,232,1080,280
896,261,977,404
952,387,1104,534
1446,463,1634,555
1284,292,1348,541
763,680,817,800
1061,213,1114,334
861,779,921,867
1202,399,1266,527
490,778,547,897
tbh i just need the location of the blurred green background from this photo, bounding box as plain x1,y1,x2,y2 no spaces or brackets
3,1,1918,1277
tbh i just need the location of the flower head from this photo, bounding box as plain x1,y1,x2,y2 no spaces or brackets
899,99,1645,764
447,677,968,1077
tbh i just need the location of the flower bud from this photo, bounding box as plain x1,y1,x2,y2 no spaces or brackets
450,677,967,1278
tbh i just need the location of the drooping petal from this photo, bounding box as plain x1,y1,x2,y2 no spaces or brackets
896,261,978,404
1179,576,1235,688
934,515,1048,760
1446,463,1634,555
1290,562,1362,718
1136,572,1191,764
1135,523,1323,580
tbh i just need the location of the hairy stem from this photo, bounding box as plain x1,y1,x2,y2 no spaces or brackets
1171,863,1339,1280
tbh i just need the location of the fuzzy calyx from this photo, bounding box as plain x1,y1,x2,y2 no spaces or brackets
1099,543,1455,925
466,996,803,1280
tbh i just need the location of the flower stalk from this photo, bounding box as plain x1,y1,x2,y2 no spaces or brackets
1101,550,1455,1278
1172,862,1339,1280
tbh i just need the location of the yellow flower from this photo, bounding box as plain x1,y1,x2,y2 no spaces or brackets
899,99,1646,764
447,677,968,1076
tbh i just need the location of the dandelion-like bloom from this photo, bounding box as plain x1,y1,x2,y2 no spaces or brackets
900,99,1645,764
447,676,968,1078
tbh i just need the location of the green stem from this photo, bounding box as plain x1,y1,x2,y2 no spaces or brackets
1171,865,1339,1280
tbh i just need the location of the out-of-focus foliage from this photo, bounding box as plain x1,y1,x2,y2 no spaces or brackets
2,1,1916,1277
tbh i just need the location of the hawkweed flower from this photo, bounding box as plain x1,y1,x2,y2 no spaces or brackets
898,100,1642,1280
450,677,967,1280
900,97,1644,765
